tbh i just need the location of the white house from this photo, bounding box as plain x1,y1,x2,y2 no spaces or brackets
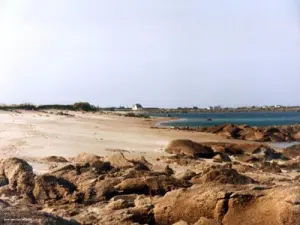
132,104,143,111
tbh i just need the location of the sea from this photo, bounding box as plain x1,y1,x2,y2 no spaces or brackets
152,112,300,128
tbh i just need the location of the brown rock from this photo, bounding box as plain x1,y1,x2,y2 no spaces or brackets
235,154,259,163
243,133,259,141
269,133,285,142
219,131,233,139
232,164,257,174
224,146,244,155
222,124,241,137
0,209,78,225
280,159,300,170
107,194,138,210
112,194,138,206
292,132,300,141
134,195,156,208
194,217,218,225
0,176,8,187
178,169,197,181
259,162,282,173
49,164,76,177
191,168,256,185
43,156,68,163
251,146,282,161
0,199,10,209
237,127,256,137
73,152,102,164
165,140,215,158
115,178,149,195
154,184,300,225
266,127,281,134
283,144,300,159
164,165,174,175
33,175,76,203
159,155,198,166
223,186,300,225
108,152,134,168
206,124,227,133
116,175,191,195
173,220,189,225
211,145,226,153
84,178,120,203
212,153,231,163
154,184,234,224
107,199,132,210
254,131,265,141
74,201,152,225
0,158,35,195
132,156,152,170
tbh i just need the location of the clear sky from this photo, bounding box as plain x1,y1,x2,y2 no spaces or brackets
0,0,299,107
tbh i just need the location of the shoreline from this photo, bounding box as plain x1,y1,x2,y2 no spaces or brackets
151,117,180,128
151,116,300,144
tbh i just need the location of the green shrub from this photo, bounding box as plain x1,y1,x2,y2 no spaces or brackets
72,102,96,111
124,112,150,119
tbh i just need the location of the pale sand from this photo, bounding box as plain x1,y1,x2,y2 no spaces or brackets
0,110,253,173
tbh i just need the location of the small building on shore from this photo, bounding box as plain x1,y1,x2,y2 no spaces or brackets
132,104,143,111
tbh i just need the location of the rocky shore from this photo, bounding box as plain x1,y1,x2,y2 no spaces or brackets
170,124,300,142
1,140,300,224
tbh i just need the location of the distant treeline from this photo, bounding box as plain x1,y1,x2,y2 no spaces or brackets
0,102,97,112
0,103,299,113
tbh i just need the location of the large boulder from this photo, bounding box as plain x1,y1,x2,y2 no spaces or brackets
154,184,239,224
191,168,256,185
0,208,78,225
73,152,102,164
73,152,111,172
74,201,154,225
115,175,191,195
154,184,300,225
221,124,241,138
237,127,256,137
222,186,300,225
84,178,121,203
165,140,215,158
50,163,119,203
49,164,76,177
108,153,134,168
283,144,300,159
33,175,76,203
0,158,35,195
177,170,197,181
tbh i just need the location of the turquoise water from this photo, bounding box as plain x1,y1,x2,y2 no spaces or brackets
152,112,300,128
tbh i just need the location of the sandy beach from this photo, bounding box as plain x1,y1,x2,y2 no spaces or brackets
0,110,256,174
0,110,245,158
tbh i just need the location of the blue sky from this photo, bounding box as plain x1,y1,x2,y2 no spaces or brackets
0,0,299,107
